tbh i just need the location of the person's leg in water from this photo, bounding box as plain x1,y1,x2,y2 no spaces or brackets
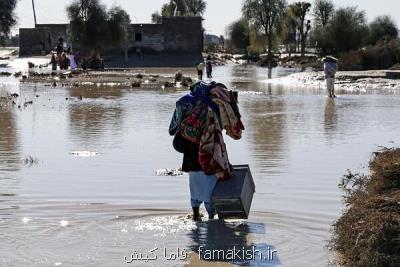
189,171,218,221
326,78,335,97
191,199,216,220
204,201,216,220
331,78,336,97
191,199,201,221
326,78,331,97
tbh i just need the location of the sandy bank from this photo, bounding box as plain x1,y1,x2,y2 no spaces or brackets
270,70,400,91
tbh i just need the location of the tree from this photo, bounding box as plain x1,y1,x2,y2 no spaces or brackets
367,16,398,45
151,11,162,23
311,0,334,54
155,1,185,17
151,0,206,21
67,0,131,56
160,2,174,16
227,19,250,53
243,0,287,65
282,7,298,54
185,0,206,16
107,6,131,61
0,0,17,45
289,2,312,56
67,0,108,53
172,0,188,16
313,0,334,27
323,7,369,54
151,2,179,23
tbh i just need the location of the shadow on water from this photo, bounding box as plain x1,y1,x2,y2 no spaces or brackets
188,220,280,266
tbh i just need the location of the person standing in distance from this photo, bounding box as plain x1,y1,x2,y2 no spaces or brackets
197,62,205,80
323,56,338,98
206,56,213,79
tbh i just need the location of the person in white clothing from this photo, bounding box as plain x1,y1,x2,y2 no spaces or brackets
323,56,338,98
68,53,77,70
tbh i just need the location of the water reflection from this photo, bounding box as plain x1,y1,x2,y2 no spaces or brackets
1,64,400,267
324,98,338,136
68,86,125,149
188,220,279,266
69,85,124,99
0,104,20,172
243,95,288,175
0,102,20,197
229,65,260,91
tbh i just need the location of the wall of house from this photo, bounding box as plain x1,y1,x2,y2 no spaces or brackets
19,28,52,56
163,17,203,53
130,24,165,53
36,24,69,50
19,17,203,56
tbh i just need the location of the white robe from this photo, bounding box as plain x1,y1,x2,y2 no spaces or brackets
69,54,77,70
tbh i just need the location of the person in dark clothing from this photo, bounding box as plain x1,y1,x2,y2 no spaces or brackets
50,52,58,71
56,37,64,55
59,52,69,70
206,56,213,79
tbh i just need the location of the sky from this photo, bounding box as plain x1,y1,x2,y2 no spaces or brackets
14,0,400,36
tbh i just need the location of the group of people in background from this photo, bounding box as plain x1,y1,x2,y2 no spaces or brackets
197,55,213,80
48,39,340,99
49,37,80,71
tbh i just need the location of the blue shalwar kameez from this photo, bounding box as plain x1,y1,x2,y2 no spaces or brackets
189,171,218,216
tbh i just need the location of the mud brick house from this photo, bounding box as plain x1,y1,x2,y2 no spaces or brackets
19,16,203,67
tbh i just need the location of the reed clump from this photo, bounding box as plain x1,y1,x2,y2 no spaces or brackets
332,148,400,267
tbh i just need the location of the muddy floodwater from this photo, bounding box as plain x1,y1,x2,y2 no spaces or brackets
1,64,400,266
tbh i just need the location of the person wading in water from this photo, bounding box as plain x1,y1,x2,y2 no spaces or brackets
169,81,244,221
323,56,338,98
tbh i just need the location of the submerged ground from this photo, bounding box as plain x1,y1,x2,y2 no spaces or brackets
1,63,400,266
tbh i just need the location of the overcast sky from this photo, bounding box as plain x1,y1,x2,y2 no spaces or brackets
14,0,400,36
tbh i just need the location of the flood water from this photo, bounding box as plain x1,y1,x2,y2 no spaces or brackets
1,64,400,266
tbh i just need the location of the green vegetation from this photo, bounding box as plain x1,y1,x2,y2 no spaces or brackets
224,0,399,70
0,0,17,46
367,16,398,46
226,19,250,54
185,0,207,16
242,0,287,64
338,40,400,71
288,2,312,56
313,0,334,28
320,7,369,54
332,148,400,267
67,0,131,56
151,0,207,23
309,0,334,55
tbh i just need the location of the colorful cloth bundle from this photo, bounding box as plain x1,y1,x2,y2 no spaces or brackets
169,81,244,180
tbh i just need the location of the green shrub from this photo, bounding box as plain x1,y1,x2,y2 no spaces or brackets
339,40,400,70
